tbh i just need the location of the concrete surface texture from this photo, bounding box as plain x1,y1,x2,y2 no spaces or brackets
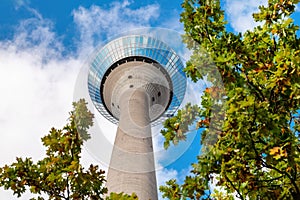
104,60,171,200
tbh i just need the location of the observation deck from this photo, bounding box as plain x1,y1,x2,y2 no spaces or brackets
88,35,186,126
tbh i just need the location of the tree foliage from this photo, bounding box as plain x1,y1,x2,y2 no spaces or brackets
160,0,300,199
106,192,138,200
0,99,137,200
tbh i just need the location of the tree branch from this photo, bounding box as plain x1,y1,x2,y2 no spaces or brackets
225,175,245,200
262,161,300,198
66,174,70,200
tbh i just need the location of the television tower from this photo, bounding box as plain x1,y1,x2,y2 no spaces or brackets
87,35,186,200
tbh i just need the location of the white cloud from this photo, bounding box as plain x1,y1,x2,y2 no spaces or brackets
8,8,64,61
0,18,81,200
224,0,267,33
295,3,300,12
0,8,76,161
72,1,160,57
14,0,31,9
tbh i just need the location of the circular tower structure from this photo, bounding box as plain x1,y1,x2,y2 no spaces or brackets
88,35,186,200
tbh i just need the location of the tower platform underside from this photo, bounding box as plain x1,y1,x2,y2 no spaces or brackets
102,57,173,123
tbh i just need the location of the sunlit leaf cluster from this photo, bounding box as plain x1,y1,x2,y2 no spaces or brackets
160,0,300,199
0,99,137,200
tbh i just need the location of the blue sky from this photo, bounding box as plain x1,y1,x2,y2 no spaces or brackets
0,0,299,199
0,0,184,54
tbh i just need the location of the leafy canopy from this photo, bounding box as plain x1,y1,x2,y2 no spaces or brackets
0,99,137,200
160,0,300,199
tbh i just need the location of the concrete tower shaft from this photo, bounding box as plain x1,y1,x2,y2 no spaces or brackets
106,89,157,199
102,59,172,199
